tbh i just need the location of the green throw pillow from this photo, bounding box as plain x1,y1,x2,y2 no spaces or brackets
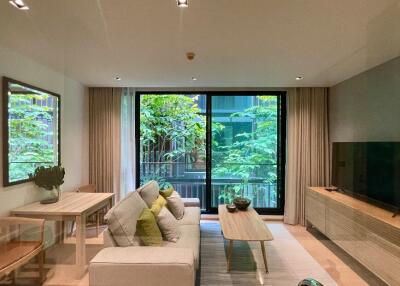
136,208,162,246
150,195,167,216
160,187,174,198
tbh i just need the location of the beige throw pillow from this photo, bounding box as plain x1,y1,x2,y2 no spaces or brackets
104,191,147,247
138,180,160,208
157,207,180,243
166,191,185,220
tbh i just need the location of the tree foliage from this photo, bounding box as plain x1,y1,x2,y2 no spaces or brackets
8,93,58,182
139,94,278,206
140,94,206,175
212,96,278,204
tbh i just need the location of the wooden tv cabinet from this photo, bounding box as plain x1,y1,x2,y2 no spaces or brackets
306,187,400,286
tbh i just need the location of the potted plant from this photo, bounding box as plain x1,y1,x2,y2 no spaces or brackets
29,166,65,204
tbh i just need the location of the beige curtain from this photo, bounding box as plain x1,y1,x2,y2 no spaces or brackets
284,87,330,225
89,87,122,202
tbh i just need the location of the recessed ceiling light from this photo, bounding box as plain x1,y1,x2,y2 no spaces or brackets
115,76,122,81
9,0,29,10
177,0,188,8
192,77,197,81
296,76,304,81
186,52,195,61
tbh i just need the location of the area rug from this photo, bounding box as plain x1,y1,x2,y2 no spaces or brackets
200,221,337,286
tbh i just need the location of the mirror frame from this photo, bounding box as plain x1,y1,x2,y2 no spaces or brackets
2,77,61,186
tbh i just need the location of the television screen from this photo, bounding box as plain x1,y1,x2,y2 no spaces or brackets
332,142,400,210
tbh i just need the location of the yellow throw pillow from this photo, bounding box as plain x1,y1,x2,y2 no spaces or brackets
150,195,167,216
160,187,174,198
136,208,162,246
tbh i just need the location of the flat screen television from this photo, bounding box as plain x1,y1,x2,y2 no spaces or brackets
332,142,400,211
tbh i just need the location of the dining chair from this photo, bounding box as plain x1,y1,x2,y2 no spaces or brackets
70,184,101,237
0,217,45,284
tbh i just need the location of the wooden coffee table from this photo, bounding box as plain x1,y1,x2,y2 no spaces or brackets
218,204,274,273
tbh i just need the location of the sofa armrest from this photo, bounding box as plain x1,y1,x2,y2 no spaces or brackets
89,247,195,286
181,198,200,207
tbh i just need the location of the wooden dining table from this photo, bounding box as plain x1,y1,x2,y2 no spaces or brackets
11,191,114,278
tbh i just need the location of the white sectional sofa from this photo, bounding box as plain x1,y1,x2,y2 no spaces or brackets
89,181,201,286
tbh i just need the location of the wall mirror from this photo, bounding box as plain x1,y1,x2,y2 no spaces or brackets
2,77,61,186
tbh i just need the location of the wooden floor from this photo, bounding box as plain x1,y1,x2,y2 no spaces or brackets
286,225,387,286
0,221,386,286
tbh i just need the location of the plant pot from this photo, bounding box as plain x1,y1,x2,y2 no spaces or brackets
233,197,251,211
40,187,60,204
226,204,237,213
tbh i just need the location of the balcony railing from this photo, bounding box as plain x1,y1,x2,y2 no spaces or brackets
165,179,276,210
140,160,278,210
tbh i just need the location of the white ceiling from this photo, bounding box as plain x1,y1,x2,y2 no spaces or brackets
0,0,399,87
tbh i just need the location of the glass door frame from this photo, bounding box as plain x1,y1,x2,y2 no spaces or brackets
135,91,286,215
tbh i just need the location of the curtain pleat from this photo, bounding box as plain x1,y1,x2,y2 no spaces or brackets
89,87,122,202
120,88,136,199
284,87,330,225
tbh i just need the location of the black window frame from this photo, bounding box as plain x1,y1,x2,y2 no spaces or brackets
2,77,61,187
135,91,286,215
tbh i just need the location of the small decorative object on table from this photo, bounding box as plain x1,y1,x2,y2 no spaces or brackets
226,204,237,213
233,197,251,211
298,278,323,286
29,166,65,204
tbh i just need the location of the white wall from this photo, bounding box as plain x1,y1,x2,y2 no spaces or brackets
330,56,400,142
0,46,89,217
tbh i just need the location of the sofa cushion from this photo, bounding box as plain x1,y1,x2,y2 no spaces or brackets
138,181,160,208
162,224,200,269
176,207,200,226
166,191,185,220
89,247,195,286
157,207,180,243
136,208,163,246
104,191,147,247
181,198,200,207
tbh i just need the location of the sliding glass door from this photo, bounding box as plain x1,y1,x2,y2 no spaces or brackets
136,92,285,214
137,94,207,209
210,95,283,212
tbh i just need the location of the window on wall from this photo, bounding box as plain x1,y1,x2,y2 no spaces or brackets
2,77,61,186
136,92,286,214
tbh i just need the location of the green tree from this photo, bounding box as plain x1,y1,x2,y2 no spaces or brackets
140,94,206,184
139,94,278,206
212,96,278,204
9,93,57,182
